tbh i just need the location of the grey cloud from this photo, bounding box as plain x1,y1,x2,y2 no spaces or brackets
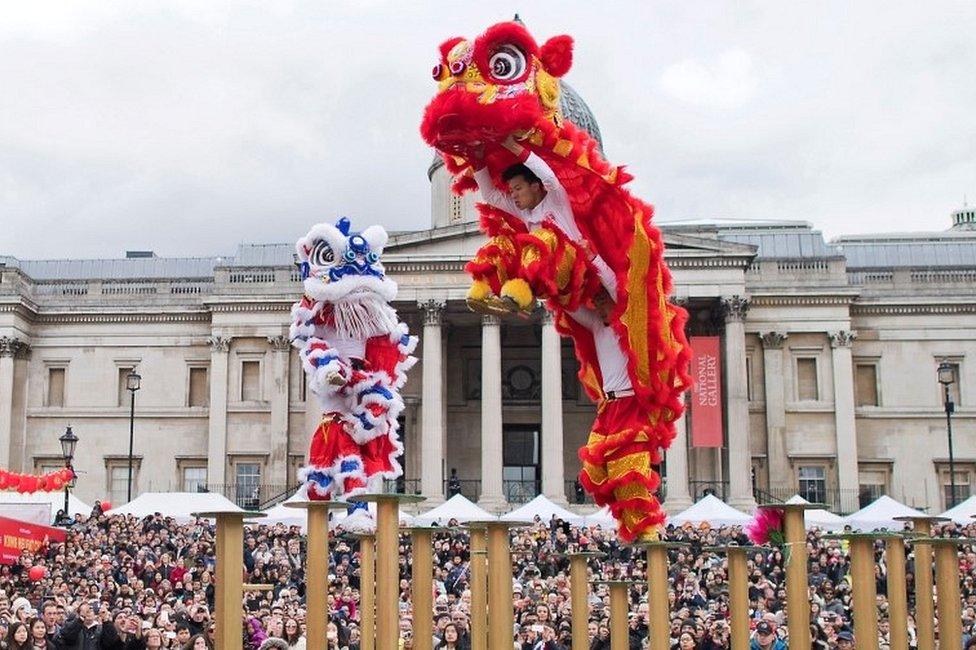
1,1,974,258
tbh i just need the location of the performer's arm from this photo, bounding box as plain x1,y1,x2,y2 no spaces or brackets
502,136,564,196
472,146,520,215
590,253,618,296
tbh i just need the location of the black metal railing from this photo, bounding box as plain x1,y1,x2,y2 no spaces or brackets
200,483,293,510
565,480,594,505
503,479,540,504
689,480,728,501
258,482,303,509
757,487,868,515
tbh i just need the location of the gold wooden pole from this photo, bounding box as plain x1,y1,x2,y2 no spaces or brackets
487,522,514,650
894,515,944,650
469,526,488,650
643,543,674,650
727,548,751,650
932,540,963,650
848,535,880,650
358,533,376,650
375,498,399,650
283,501,346,649
568,553,604,650
356,494,424,650
884,537,908,650
306,505,330,649
212,513,245,650
410,528,434,650
781,506,811,650
607,582,630,650
702,545,762,650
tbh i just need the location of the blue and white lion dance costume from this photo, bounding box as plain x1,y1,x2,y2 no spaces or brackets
290,217,417,501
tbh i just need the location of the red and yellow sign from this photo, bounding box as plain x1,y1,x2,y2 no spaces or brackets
689,336,723,448
0,516,66,565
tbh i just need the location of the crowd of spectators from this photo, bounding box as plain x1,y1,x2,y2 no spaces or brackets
0,503,974,649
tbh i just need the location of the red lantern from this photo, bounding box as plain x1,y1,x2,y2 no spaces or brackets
21,476,37,494
27,566,47,581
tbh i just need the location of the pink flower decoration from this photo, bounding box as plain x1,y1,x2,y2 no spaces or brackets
746,507,785,546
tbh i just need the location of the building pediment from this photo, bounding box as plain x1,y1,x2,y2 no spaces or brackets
386,223,757,268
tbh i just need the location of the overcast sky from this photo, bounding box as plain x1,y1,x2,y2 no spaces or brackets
1,1,974,260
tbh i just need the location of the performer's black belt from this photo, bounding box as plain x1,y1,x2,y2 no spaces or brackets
604,389,635,401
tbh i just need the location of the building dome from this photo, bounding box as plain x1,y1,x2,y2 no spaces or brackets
951,202,976,231
427,80,604,179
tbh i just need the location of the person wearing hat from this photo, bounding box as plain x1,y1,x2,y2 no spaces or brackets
750,621,786,650
835,629,855,649
10,598,33,624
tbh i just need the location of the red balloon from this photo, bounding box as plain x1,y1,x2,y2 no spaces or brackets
37,477,48,491
100,501,112,511
28,566,47,581
0,471,8,490
9,473,21,489
50,476,64,490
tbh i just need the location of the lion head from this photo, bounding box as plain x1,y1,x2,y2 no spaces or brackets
420,21,573,158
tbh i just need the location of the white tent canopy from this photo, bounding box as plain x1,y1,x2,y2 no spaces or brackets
785,495,847,531
844,495,926,531
258,486,310,530
939,495,976,525
412,494,495,526
107,492,242,523
0,491,92,524
668,495,752,527
501,495,588,525
580,506,615,528
257,487,418,532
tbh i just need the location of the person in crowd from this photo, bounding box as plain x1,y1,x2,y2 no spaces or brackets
1,505,975,650
3,621,31,650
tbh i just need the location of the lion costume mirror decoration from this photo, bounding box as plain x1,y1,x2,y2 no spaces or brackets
290,218,417,509
421,21,691,541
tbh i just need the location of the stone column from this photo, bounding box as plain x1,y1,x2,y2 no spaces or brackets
419,300,446,505
540,311,567,504
267,336,291,491
663,408,692,513
759,332,790,495
830,331,859,513
722,297,757,510
0,337,28,469
207,336,231,489
479,315,506,510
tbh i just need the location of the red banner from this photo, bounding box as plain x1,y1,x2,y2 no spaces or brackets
689,336,724,448
0,516,66,565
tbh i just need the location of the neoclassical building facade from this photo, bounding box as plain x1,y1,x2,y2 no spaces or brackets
2,89,975,515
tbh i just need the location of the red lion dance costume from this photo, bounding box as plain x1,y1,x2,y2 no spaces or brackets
290,218,417,504
421,22,691,541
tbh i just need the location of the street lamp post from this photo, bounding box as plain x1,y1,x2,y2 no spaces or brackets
938,361,957,508
59,426,78,523
126,371,141,502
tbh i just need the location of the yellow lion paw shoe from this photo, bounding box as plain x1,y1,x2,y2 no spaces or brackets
500,278,535,311
466,280,492,302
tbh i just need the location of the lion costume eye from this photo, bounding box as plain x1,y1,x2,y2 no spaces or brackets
488,44,526,82
310,241,335,267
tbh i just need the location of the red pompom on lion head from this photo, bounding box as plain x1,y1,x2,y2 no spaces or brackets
420,21,573,159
